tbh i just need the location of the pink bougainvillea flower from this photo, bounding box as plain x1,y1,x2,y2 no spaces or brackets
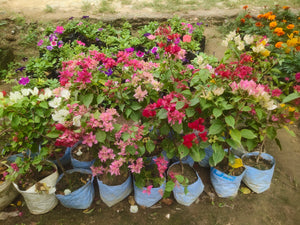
147,35,156,40
142,185,153,195
10,163,19,172
82,132,98,147
183,34,192,43
134,86,148,102
272,88,282,97
295,72,300,83
153,156,168,178
129,158,144,174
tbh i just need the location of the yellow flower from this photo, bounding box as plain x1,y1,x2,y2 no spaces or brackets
210,79,216,84
280,103,286,108
288,106,295,112
261,49,270,57
229,158,244,169
287,38,299,47
269,21,277,28
289,121,294,124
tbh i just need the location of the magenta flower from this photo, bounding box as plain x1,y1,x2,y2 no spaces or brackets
76,40,86,46
295,72,300,83
18,77,30,85
142,185,153,195
153,156,168,178
54,26,64,34
10,163,19,172
136,51,144,57
98,146,115,162
129,158,144,174
271,88,282,97
37,39,44,46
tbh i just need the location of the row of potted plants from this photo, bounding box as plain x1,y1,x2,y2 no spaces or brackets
0,5,299,214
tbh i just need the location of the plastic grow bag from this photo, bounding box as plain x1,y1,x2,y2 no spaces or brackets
198,145,213,167
50,147,71,167
242,152,275,193
97,173,132,207
133,179,166,208
0,162,18,210
169,162,204,206
210,166,246,198
55,168,95,209
12,163,59,215
70,142,95,169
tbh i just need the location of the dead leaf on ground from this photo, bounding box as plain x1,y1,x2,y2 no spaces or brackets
161,198,173,205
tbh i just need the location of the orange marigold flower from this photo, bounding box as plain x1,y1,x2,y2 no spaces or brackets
298,17,300,20
269,21,277,28
275,42,283,48
293,31,299,35
255,22,263,27
243,5,248,10
283,6,290,10
274,27,285,36
268,15,276,20
287,24,295,29
245,14,252,19
241,18,245,23
282,19,287,23
296,46,300,51
257,14,264,19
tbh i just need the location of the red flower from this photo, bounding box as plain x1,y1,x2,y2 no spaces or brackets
55,123,67,131
1,91,7,96
183,133,197,148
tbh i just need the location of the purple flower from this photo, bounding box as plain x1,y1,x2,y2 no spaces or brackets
151,47,158,54
49,34,57,42
155,54,160,59
174,38,180,45
37,39,44,46
82,16,89,19
95,38,100,41
69,17,74,20
105,68,113,76
47,46,53,51
18,77,30,86
22,57,28,62
196,22,203,26
15,67,26,72
143,33,151,37
58,41,64,47
98,28,104,31
136,51,144,57
125,47,134,53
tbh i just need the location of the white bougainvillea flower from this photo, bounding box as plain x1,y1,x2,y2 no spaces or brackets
49,97,62,108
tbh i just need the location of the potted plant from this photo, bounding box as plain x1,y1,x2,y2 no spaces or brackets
141,91,208,205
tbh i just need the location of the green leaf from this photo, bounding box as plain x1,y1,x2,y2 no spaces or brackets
228,153,235,165
172,122,183,134
82,93,94,108
39,101,48,109
266,126,277,139
211,143,225,166
130,111,140,122
126,145,136,155
165,181,175,192
246,139,258,151
176,101,185,110
97,95,105,104
275,138,282,150
46,130,60,138
11,116,20,128
190,98,200,106
175,175,184,183
226,139,239,149
146,140,155,153
213,108,222,118
190,75,200,87
190,147,205,162
241,106,251,112
208,120,224,135
122,132,131,141
282,92,300,103
178,144,189,159
125,108,132,118
225,115,235,128
160,123,170,135
230,129,241,143
241,129,257,139
95,130,106,143
131,102,142,111
157,108,167,119
185,107,195,118
282,126,296,137
255,108,263,120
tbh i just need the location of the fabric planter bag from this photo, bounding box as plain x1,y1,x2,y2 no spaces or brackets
70,142,95,169
242,152,275,193
169,162,204,206
97,173,132,207
56,168,95,209
133,179,166,208
0,162,19,210
12,163,59,215
210,167,246,198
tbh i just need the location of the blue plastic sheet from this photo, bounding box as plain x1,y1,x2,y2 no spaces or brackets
133,179,166,207
97,173,133,207
210,166,246,198
69,142,95,169
170,162,204,206
51,147,71,167
56,168,95,209
242,152,275,193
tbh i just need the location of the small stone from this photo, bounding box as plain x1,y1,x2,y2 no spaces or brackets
165,214,170,219
128,195,135,205
161,198,173,205
64,189,72,195
76,149,83,156
130,205,138,213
